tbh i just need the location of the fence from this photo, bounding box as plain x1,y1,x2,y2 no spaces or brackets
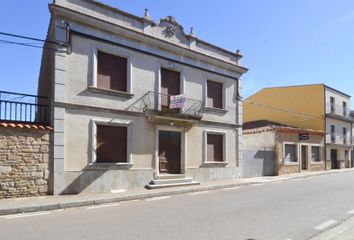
0,91,50,125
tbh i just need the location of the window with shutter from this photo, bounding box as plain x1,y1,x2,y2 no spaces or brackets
96,125,127,163
97,51,127,92
207,134,223,162
207,80,223,109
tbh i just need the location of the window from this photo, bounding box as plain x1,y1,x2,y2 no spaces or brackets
330,97,335,113
343,102,347,116
345,150,349,161
207,133,223,162
311,146,320,162
207,80,223,109
96,125,127,163
331,125,335,143
284,144,297,163
343,127,347,144
97,51,127,92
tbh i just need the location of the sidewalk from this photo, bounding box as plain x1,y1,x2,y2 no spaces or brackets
0,168,353,216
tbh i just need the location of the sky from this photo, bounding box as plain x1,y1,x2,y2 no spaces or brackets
1,0,354,102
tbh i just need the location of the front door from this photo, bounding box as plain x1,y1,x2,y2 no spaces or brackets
160,68,180,112
301,145,308,170
158,131,181,174
331,149,338,169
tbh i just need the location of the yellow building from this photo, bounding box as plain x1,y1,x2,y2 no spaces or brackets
243,84,353,170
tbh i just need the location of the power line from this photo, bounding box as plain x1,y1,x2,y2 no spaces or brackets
0,31,65,46
0,39,63,52
240,98,324,120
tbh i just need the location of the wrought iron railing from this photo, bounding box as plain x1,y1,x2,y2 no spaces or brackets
0,91,50,124
128,91,203,119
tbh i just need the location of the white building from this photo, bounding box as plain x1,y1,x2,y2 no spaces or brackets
325,86,353,169
38,0,247,194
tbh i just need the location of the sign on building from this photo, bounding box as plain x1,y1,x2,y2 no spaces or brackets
299,133,310,141
169,95,185,109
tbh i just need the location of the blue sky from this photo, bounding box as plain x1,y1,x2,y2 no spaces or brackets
1,0,354,102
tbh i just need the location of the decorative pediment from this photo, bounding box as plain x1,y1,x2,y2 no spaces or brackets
159,16,185,38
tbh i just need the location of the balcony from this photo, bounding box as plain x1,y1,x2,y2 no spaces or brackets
326,103,353,122
0,91,50,125
328,133,352,146
128,91,203,125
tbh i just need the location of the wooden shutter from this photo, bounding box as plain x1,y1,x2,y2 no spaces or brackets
97,51,127,92
207,81,222,109
96,125,127,163
207,134,223,162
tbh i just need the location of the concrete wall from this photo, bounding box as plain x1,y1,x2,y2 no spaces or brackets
244,84,325,131
243,131,276,177
0,127,51,198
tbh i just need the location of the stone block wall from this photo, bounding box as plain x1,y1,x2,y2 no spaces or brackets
0,127,51,198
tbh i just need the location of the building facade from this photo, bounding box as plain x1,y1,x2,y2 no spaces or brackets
243,120,326,177
243,84,353,170
38,0,247,194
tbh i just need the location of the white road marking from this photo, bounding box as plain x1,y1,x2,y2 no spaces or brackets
190,191,210,195
87,203,120,210
347,210,354,215
314,220,337,231
145,196,171,201
221,187,240,191
110,189,126,194
4,211,51,219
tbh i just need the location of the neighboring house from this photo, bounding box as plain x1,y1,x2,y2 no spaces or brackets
38,0,247,194
244,84,353,170
243,120,325,177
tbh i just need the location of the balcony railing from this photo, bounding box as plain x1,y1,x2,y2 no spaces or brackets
326,103,351,118
128,91,203,120
0,91,50,125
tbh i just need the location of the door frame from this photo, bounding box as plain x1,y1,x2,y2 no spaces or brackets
155,125,186,177
155,63,185,111
300,143,309,171
330,149,338,169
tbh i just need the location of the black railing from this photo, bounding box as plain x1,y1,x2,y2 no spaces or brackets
127,91,203,119
0,91,50,125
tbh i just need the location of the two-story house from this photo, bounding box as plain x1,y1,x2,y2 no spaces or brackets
38,0,247,194
243,84,353,171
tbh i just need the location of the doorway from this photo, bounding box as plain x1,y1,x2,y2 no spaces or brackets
160,68,180,112
158,130,181,174
331,149,338,169
301,145,308,171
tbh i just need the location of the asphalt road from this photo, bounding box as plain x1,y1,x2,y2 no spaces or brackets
1,171,354,240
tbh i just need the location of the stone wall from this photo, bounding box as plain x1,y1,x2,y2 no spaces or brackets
0,127,51,198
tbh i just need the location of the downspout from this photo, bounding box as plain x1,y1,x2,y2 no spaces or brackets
324,86,327,171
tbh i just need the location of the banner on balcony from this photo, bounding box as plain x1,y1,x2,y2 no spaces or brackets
169,94,185,109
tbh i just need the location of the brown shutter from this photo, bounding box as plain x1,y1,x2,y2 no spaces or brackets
96,125,127,163
207,81,222,109
97,51,127,92
161,68,180,96
207,134,223,162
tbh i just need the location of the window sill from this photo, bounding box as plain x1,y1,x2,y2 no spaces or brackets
283,162,299,166
89,86,134,99
202,161,228,167
88,162,134,170
310,161,323,165
203,107,228,114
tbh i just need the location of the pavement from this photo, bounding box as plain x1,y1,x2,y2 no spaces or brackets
0,168,353,217
1,169,354,240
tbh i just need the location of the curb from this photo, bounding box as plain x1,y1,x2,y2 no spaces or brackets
1,169,353,216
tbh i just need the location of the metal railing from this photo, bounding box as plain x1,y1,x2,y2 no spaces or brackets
326,103,351,118
0,91,50,124
128,91,203,119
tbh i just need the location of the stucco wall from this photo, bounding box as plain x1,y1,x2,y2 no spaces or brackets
276,131,325,175
0,127,51,198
